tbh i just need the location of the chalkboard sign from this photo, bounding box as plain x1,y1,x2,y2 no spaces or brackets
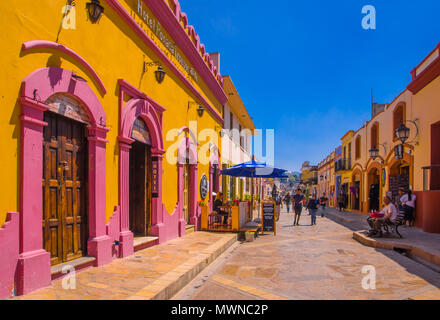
262,201,276,235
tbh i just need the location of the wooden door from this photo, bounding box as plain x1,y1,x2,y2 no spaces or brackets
183,163,191,224
43,112,88,266
130,142,146,236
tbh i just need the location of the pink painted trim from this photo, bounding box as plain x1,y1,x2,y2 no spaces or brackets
17,67,111,295
105,0,224,124
0,212,19,300
22,41,107,94
118,92,167,244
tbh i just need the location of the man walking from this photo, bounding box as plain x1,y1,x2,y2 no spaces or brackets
320,193,328,217
293,189,305,226
284,193,292,213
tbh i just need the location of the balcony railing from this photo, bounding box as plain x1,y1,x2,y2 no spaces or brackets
335,158,352,172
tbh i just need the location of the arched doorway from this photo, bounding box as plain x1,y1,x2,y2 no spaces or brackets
368,167,381,212
18,67,110,295
42,94,91,266
129,118,153,237
388,160,410,204
351,169,362,211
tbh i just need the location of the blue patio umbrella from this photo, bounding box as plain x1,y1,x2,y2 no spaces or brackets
220,160,288,219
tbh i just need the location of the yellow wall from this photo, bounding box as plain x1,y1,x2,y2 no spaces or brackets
412,76,440,190
0,0,223,224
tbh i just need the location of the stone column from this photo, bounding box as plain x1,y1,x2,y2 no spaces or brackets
118,137,134,258
87,126,112,266
16,98,51,296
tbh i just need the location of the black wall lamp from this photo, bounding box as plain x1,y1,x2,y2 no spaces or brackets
369,143,387,163
396,119,419,145
144,61,166,84
86,0,104,24
197,105,205,118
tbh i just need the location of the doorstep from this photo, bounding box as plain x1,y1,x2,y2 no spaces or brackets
134,236,159,252
51,257,96,281
185,224,195,235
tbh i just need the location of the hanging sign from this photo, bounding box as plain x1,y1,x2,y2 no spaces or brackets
261,201,277,235
200,174,209,200
152,157,159,198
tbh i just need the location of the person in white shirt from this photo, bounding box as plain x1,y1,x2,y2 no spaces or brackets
399,188,417,227
367,196,398,237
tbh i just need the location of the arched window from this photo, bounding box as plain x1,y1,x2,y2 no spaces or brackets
393,104,406,140
371,123,379,149
355,136,361,160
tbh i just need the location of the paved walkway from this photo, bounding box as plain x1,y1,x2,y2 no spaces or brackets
15,232,237,300
177,209,440,300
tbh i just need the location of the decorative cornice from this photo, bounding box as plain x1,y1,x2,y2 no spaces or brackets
407,54,440,94
105,0,225,124
21,41,107,94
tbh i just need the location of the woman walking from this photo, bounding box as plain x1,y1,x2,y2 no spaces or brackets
307,194,319,225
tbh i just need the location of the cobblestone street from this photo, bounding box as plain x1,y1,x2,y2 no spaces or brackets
176,208,440,300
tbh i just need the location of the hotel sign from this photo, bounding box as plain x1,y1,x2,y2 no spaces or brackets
152,157,159,198
134,0,198,82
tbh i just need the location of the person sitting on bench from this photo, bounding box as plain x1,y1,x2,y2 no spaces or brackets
367,196,398,238
213,192,229,225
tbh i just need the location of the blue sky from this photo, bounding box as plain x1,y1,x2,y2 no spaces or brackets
180,0,440,172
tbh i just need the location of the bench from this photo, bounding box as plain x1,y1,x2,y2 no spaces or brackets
381,211,406,238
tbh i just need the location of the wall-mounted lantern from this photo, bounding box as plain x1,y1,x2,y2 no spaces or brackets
144,62,166,84
396,123,411,144
369,143,387,163
197,105,205,118
86,0,104,24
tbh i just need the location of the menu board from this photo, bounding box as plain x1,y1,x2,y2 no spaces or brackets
262,202,276,235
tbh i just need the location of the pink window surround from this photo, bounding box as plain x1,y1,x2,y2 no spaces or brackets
21,40,107,94
0,212,19,300
17,67,112,296
118,80,171,254
104,0,225,124
177,132,199,230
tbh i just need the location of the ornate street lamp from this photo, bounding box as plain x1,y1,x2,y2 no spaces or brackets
86,0,104,24
396,123,411,144
369,146,379,161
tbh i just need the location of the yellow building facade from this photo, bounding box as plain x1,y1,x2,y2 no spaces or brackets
0,0,230,298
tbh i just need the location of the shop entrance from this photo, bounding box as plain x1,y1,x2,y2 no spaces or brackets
129,118,152,237
183,162,191,224
42,111,89,266
352,181,361,211
368,168,380,212
431,121,440,190
389,162,410,205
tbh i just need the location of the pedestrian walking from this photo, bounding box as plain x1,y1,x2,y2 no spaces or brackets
338,193,345,212
284,193,291,213
320,193,328,217
307,194,319,225
293,189,305,226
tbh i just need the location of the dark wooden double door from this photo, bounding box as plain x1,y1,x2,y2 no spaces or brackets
42,112,88,266
129,141,153,237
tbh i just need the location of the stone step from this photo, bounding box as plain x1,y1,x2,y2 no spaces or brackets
134,236,159,252
51,257,96,281
127,233,238,300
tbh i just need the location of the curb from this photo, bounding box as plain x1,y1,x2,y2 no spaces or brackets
127,234,238,300
325,211,355,225
353,231,440,269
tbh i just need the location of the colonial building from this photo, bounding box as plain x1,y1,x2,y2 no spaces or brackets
0,0,243,299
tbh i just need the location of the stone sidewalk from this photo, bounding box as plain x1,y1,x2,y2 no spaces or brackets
14,232,237,300
323,207,440,271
